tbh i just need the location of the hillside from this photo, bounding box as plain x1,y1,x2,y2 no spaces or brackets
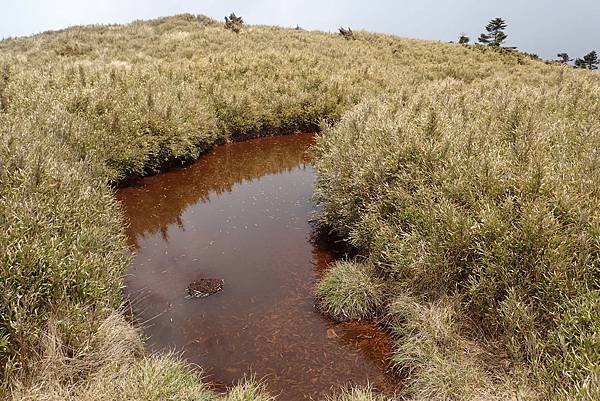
0,14,598,401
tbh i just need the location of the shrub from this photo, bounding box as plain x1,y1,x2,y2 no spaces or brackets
458,34,470,44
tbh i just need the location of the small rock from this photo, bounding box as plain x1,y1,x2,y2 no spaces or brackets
187,278,224,298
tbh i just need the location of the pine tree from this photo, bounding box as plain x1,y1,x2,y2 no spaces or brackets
574,51,599,70
224,13,244,33
556,53,572,64
458,34,470,44
478,18,508,47
338,27,354,40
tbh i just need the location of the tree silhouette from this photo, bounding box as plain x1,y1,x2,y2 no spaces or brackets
556,53,572,64
458,34,470,44
478,18,508,47
574,51,599,70
338,27,355,40
224,13,244,33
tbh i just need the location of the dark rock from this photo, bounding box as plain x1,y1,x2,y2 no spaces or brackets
187,278,224,298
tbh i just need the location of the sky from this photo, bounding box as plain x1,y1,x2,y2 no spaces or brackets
1,0,598,60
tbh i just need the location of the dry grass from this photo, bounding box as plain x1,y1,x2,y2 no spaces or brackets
10,313,273,401
315,260,385,321
221,379,273,401
388,294,539,401
0,13,598,401
324,386,386,401
314,79,600,398
9,313,207,401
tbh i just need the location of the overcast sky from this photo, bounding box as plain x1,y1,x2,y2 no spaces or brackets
1,0,598,60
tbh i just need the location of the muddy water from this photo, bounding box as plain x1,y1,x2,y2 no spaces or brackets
117,133,400,400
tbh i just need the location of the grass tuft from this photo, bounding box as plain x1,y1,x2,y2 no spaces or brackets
388,294,540,401
324,386,386,401
316,261,385,321
9,313,215,401
222,377,273,401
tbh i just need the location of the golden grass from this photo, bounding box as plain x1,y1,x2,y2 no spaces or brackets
315,260,385,321
388,294,538,401
0,13,598,400
9,313,273,401
313,77,600,398
324,386,387,401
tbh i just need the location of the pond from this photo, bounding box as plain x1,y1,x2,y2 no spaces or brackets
116,133,400,400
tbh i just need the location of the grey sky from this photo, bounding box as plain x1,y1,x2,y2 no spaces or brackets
1,1,598,60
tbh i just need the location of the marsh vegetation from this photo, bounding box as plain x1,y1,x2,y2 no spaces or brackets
0,13,598,401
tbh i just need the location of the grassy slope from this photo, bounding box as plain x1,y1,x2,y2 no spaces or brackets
313,76,600,399
0,14,597,400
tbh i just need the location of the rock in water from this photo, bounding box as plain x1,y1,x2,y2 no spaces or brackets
187,278,224,298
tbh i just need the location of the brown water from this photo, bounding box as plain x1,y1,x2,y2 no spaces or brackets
117,133,400,400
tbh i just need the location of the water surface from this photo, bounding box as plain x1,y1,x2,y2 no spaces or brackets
117,133,399,400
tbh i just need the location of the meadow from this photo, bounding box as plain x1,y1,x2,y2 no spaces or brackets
0,14,598,400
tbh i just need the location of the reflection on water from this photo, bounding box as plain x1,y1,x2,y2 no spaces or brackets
116,133,400,400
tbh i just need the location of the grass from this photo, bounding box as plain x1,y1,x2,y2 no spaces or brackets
0,13,598,400
387,294,538,401
315,260,385,320
9,313,272,401
313,79,600,398
324,386,386,401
